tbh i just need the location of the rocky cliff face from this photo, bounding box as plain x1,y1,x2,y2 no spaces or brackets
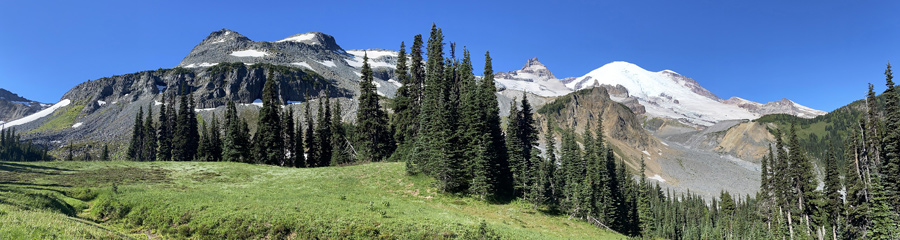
537,87,664,173
178,29,401,98
0,88,47,124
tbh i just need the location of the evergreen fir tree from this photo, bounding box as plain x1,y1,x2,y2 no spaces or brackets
304,100,317,167
254,72,284,165
283,108,296,166
141,104,157,161
869,175,899,239
542,118,562,211
127,106,144,160
316,96,333,167
186,93,199,161
506,98,525,196
331,100,351,165
101,144,109,161
823,147,842,234
172,91,189,161
480,51,513,199
197,118,212,161
638,157,654,235
880,62,900,209
223,100,250,163
156,94,172,161
294,112,305,167
355,53,394,162
209,114,222,162
844,126,871,239
390,41,417,146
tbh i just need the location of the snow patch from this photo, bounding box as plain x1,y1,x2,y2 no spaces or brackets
184,62,218,68
660,141,669,146
194,108,216,112
290,62,312,69
388,79,403,87
72,122,83,128
97,100,106,106
212,39,226,44
648,174,666,183
230,49,268,57
318,60,337,68
642,150,650,156
0,99,71,130
154,101,163,106
276,33,317,43
346,49,397,59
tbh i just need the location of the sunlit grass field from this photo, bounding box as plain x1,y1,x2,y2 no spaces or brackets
0,160,623,239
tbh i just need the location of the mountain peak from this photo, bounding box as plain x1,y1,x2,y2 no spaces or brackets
202,28,250,44
524,57,545,69
275,32,342,51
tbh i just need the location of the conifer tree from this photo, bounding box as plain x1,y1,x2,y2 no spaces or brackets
788,124,816,219
315,96,333,167
560,129,584,216
197,118,212,161
517,93,539,165
880,63,900,208
506,98,526,196
223,100,250,163
410,35,425,104
156,94,172,161
141,104,157,161
638,157,655,235
254,72,284,165
580,122,596,218
869,175,899,239
331,100,351,165
208,114,222,162
304,100,317,167
823,147,842,234
283,108,296,166
480,51,513,198
542,118,562,211
172,91,190,161
294,113,305,167
101,144,109,161
844,126,871,239
355,53,394,162
595,115,617,227
186,93,199,161
127,106,144,160
390,41,417,146
412,23,447,177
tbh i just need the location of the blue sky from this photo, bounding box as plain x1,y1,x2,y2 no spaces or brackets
1,0,897,111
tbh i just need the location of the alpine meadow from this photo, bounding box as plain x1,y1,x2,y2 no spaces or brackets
1,2,899,239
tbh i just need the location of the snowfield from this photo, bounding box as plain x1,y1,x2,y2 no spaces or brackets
0,99,71,130
276,33,317,43
229,50,268,57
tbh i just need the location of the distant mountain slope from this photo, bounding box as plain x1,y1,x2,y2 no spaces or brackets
0,88,48,124
497,59,826,126
178,29,401,97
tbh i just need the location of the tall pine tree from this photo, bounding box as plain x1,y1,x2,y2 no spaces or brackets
355,53,394,162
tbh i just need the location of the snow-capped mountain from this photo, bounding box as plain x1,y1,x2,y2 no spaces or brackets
178,29,401,97
0,88,50,125
498,60,826,126
495,58,571,97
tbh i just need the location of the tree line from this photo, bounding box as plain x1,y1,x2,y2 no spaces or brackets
0,128,50,161
126,24,900,239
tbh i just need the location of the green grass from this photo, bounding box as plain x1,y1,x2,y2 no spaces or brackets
0,161,623,239
30,103,86,133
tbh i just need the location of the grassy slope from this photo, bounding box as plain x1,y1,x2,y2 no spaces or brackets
0,161,622,239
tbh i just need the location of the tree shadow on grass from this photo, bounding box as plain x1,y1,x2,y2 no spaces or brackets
0,161,70,174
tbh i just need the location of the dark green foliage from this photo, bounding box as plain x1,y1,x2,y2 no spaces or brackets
315,97,333,167
304,101,317,167
869,175,899,239
638,157,654,235
506,98,525,196
223,100,251,163
355,53,394,162
141,104,157,161
331,100,352,166
294,109,305,167
156,94,173,161
254,72,284,165
390,42,418,147
0,128,50,161
127,106,144,160
880,63,900,210
101,144,109,161
283,109,296,166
